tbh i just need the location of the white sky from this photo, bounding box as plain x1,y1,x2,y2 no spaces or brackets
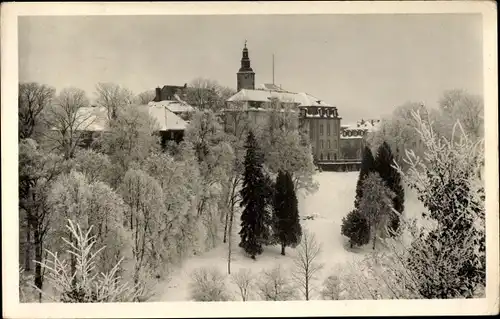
19,14,483,122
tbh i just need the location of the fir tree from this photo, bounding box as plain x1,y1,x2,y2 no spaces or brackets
341,210,370,248
354,146,376,210
239,131,269,259
272,171,302,255
374,141,405,236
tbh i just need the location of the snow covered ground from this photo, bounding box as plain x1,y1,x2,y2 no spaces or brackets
151,171,424,301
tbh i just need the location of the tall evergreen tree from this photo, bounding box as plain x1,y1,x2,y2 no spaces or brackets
273,171,302,255
354,146,376,210
374,141,405,236
239,131,269,259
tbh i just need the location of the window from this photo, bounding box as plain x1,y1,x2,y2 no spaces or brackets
327,153,331,160
334,153,337,161
320,124,323,135
327,123,330,136
321,140,324,149
328,140,331,149
320,153,323,160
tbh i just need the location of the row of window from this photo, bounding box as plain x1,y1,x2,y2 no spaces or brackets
312,123,336,138
301,108,339,117
319,153,337,161
320,139,337,149
342,129,366,137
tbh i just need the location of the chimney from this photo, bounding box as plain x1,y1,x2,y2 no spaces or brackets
184,83,187,88
155,87,161,102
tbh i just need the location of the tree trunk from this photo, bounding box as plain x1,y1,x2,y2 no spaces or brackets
227,205,235,274
281,244,285,256
33,228,43,302
372,228,376,250
350,240,353,249
223,208,229,243
305,278,309,301
69,232,77,288
24,213,32,271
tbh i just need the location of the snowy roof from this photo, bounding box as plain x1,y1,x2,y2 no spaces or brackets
342,119,381,133
58,104,187,132
136,104,188,131
227,89,334,107
259,83,287,92
148,97,195,114
70,107,109,131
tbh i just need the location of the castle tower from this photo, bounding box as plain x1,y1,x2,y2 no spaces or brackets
237,40,255,91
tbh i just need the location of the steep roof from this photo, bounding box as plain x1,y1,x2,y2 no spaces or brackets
148,98,195,114
136,104,188,131
70,106,109,131
66,104,187,132
227,89,335,107
342,119,381,133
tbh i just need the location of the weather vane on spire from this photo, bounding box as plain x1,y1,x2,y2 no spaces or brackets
244,39,247,48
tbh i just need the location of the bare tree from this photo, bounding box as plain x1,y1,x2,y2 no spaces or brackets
18,82,56,139
44,87,92,159
230,268,255,301
321,274,341,300
95,82,134,120
438,89,484,140
136,89,156,105
292,229,324,300
186,78,235,111
189,267,231,301
257,265,297,301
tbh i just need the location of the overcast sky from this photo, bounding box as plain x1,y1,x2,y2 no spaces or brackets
19,14,483,122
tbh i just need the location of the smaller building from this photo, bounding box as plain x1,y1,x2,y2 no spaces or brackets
62,104,189,149
339,119,380,160
154,84,188,102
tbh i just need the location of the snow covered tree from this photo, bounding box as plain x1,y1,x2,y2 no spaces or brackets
358,172,396,250
94,82,135,121
374,141,405,236
239,131,269,259
18,139,70,299
18,82,55,140
72,148,113,184
231,268,256,301
189,267,231,301
119,169,166,286
273,170,302,255
340,209,370,248
143,151,201,262
397,112,485,298
437,89,484,141
292,229,323,300
321,274,342,300
345,113,486,300
365,102,430,171
34,220,143,302
43,87,92,159
257,265,297,301
354,146,376,210
101,106,160,186
261,101,318,194
48,171,132,276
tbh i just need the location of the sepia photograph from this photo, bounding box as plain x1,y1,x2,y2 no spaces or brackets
1,1,498,318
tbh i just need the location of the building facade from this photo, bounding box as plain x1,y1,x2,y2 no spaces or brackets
225,43,381,170
227,43,342,162
339,119,380,159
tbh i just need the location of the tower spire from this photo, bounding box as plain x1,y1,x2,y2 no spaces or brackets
236,41,255,91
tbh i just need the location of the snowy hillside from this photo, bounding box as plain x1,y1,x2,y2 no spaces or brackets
152,171,424,301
